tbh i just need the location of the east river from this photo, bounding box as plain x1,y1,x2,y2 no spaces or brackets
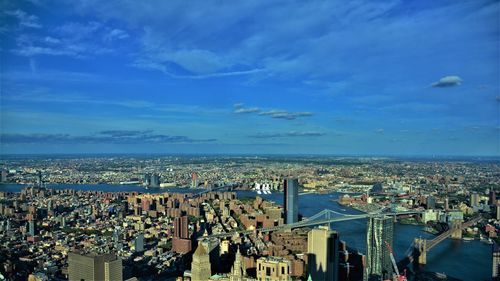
0,184,491,280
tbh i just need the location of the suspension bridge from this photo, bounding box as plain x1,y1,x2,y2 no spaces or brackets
199,208,423,240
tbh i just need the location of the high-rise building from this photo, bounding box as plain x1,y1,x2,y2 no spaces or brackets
191,244,211,281
444,197,449,210
230,247,245,281
493,243,500,279
426,196,436,209
28,220,37,236
134,233,144,252
364,216,394,281
490,190,497,206
174,216,189,239
191,172,199,188
284,178,299,224
143,174,151,186
68,252,122,281
307,226,339,281
0,169,7,182
471,192,480,207
150,174,160,188
256,256,292,281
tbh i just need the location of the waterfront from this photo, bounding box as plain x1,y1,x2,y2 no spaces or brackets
0,183,491,280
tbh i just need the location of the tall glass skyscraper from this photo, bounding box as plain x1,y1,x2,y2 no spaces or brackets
284,178,299,224
364,216,394,281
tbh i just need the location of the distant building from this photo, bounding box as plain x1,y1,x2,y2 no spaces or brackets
307,226,339,281
134,233,144,252
471,192,480,207
490,190,497,206
256,256,292,281
493,243,500,279
68,252,122,281
191,244,211,281
191,172,198,188
284,178,299,224
371,183,383,193
426,196,436,209
143,174,151,186
0,169,7,182
364,216,394,281
28,220,37,236
150,174,160,188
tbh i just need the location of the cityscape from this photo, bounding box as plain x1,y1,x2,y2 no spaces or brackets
1,0,499,281
0,156,498,280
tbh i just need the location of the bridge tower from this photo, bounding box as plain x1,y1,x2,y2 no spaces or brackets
450,220,463,239
414,238,427,265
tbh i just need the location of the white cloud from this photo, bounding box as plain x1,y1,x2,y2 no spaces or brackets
5,10,42,28
431,76,463,87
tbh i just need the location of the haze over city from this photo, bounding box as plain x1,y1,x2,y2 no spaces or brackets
1,0,499,156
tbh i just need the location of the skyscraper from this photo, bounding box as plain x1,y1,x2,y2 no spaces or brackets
28,220,36,236
191,244,211,281
150,174,160,188
364,216,394,281
426,196,436,209
134,233,144,252
174,216,189,239
493,243,500,280
68,252,122,281
173,216,192,254
284,178,299,224
230,247,245,281
307,226,339,281
470,192,480,207
489,190,497,206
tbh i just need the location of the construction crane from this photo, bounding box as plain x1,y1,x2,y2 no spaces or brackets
385,241,407,281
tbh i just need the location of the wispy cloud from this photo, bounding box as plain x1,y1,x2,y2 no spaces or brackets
0,131,216,144
258,110,313,120
249,131,325,138
5,10,42,29
233,103,260,114
431,76,462,87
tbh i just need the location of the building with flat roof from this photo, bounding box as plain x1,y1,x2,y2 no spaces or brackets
68,252,122,281
364,216,393,281
256,256,292,281
307,226,339,281
284,178,298,224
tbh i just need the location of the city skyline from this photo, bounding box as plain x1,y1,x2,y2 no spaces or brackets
1,0,499,156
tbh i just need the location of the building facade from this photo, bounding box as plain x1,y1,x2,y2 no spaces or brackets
307,226,339,281
68,252,122,281
364,216,394,281
283,178,298,224
191,244,211,281
256,256,292,281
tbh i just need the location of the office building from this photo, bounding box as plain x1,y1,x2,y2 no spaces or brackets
426,196,436,209
364,216,394,281
493,243,500,279
191,244,211,281
191,172,198,188
28,220,37,236
470,192,480,207
150,174,160,188
68,252,122,281
230,247,245,281
490,190,497,206
256,256,292,281
134,233,144,252
307,226,339,281
284,178,299,224
173,216,192,253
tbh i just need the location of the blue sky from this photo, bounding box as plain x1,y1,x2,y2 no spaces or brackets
0,0,499,156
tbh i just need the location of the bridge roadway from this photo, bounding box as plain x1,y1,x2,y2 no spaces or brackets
426,215,482,250
199,210,422,240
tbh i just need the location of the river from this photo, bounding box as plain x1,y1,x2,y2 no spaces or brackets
0,183,491,280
